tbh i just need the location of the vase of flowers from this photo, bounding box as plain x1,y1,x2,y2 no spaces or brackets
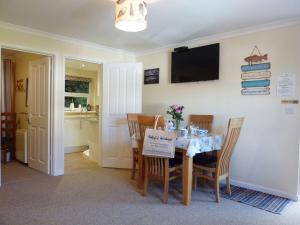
166,104,184,130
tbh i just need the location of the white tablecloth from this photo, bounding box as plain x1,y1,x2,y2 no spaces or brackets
175,134,223,158
131,133,223,158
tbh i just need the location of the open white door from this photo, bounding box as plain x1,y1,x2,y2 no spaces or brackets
102,63,142,168
28,57,51,174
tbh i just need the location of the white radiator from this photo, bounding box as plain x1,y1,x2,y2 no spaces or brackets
15,129,28,164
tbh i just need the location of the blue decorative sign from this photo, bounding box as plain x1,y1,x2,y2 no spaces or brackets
241,79,270,88
241,63,271,72
240,46,271,95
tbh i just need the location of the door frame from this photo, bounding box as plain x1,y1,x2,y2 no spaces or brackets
62,55,104,169
0,44,56,184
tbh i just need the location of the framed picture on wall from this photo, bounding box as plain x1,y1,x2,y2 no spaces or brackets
144,68,159,85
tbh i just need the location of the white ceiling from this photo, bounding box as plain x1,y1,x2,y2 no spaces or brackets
0,0,299,53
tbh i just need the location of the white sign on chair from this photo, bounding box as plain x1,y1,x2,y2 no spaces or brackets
142,129,176,158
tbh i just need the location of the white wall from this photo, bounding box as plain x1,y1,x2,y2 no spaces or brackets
0,24,135,177
138,25,300,199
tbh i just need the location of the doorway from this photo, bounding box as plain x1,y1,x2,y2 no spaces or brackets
0,48,53,184
62,59,143,172
63,58,102,172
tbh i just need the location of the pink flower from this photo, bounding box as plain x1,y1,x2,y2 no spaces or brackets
167,104,184,121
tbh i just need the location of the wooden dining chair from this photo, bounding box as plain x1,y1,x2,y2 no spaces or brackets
1,112,17,164
127,113,141,180
189,114,214,169
193,117,244,203
189,115,214,132
138,115,181,203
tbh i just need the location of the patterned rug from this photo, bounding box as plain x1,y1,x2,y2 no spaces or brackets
219,185,291,214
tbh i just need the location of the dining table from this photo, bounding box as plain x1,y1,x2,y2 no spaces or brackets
132,132,224,206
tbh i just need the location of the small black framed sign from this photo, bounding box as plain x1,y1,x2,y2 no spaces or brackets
144,68,159,85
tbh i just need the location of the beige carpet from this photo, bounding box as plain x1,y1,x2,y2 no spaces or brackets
1,153,300,225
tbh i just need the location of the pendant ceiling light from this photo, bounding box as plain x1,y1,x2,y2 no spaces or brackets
115,0,148,32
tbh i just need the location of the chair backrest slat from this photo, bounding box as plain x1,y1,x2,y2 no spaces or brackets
1,112,16,138
189,115,214,133
217,118,244,176
127,113,141,138
1,112,17,161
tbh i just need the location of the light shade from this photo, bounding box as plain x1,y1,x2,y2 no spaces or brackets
115,0,147,32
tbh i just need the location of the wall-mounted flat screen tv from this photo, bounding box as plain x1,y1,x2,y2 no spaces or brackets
171,43,220,83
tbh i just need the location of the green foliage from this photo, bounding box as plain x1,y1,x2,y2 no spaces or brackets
65,80,89,93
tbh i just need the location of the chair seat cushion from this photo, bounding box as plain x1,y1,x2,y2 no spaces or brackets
174,151,183,161
193,153,217,168
169,157,182,167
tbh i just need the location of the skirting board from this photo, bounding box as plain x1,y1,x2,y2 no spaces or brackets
226,179,299,201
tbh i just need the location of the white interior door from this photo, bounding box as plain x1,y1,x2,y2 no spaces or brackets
102,63,142,168
28,57,51,174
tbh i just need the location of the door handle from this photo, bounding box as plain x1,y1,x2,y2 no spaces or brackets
27,117,31,124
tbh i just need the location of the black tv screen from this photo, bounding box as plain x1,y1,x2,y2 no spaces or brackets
171,43,219,83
